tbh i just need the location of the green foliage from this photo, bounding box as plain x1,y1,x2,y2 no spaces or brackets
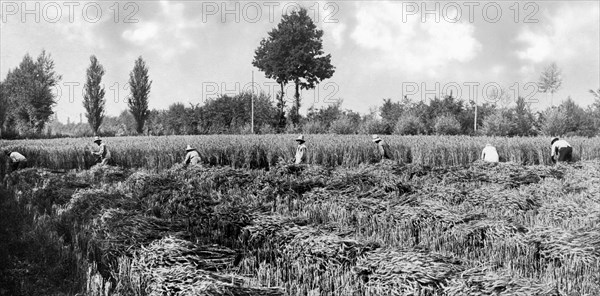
482,109,516,136
433,115,462,135
302,120,327,134
358,118,388,135
127,56,152,134
2,51,62,135
394,114,425,135
306,101,343,131
253,7,334,125
83,55,106,135
329,116,358,134
200,91,278,134
538,63,562,106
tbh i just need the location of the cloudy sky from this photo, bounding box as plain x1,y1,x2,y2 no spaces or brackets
1,1,599,123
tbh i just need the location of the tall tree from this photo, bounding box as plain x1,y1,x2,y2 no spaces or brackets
513,96,536,136
83,55,106,135
127,56,152,134
538,63,562,106
253,7,335,126
2,51,61,135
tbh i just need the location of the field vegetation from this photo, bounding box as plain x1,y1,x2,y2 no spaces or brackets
1,155,599,295
1,135,600,177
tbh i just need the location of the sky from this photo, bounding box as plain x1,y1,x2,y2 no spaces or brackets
1,0,599,123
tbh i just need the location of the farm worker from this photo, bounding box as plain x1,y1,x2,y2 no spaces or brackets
183,145,201,167
4,150,27,172
294,135,307,164
92,136,111,165
480,144,499,163
551,137,572,163
372,135,391,160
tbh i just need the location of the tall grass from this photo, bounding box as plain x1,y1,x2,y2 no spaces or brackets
1,135,599,176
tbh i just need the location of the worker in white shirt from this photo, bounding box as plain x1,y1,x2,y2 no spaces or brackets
183,145,201,168
551,137,572,163
481,143,499,163
294,135,307,164
4,150,28,172
92,136,112,165
372,135,392,161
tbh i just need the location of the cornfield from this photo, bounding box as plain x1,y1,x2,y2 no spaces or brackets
1,152,599,295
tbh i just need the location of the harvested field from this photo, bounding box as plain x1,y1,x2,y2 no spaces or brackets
1,159,599,295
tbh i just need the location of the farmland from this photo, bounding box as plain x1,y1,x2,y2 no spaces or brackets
1,135,600,175
1,135,600,295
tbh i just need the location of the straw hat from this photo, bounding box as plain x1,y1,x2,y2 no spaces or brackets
93,136,102,143
372,135,381,142
295,134,305,142
185,145,194,151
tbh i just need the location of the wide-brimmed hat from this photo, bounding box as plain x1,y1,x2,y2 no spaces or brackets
551,137,559,145
93,136,102,143
295,134,305,142
372,135,382,142
185,145,194,151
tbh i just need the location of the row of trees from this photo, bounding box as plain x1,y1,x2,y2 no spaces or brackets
41,88,600,138
0,52,152,138
2,49,598,138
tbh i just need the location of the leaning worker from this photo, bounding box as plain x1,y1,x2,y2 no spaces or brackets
551,137,572,163
481,143,499,163
294,135,307,164
4,150,28,172
183,145,201,168
92,136,111,165
372,134,392,161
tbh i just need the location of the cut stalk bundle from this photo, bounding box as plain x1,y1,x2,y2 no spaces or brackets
134,237,284,296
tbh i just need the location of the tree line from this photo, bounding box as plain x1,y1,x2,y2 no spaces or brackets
0,52,151,138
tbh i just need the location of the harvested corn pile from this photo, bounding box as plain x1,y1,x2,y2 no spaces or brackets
286,232,380,266
3,156,599,296
444,218,528,243
445,267,559,296
136,237,237,272
134,237,284,296
525,226,600,265
354,248,464,294
77,165,131,183
91,209,190,261
56,188,137,222
242,214,378,266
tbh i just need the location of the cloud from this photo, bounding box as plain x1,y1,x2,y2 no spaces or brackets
121,1,202,59
515,3,600,64
350,1,481,76
122,22,159,45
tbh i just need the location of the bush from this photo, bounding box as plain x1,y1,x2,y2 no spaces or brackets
258,124,276,134
394,115,425,135
303,120,327,134
358,119,388,135
328,117,357,134
433,115,462,135
482,110,515,136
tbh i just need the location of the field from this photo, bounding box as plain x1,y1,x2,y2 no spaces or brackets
1,135,600,175
1,135,600,295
